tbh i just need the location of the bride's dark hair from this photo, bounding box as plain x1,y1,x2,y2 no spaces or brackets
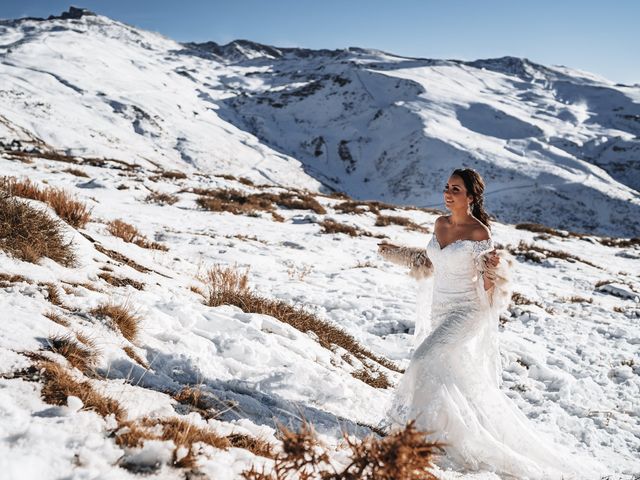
451,168,491,229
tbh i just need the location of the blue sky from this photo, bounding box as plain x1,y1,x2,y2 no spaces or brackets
2,1,639,84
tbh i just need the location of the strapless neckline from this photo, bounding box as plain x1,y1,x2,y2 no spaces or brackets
432,234,491,251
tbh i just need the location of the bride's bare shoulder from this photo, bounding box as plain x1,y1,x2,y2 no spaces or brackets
434,215,449,226
469,221,491,241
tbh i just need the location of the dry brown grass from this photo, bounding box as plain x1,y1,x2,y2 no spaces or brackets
97,272,144,290
94,243,151,273
320,219,386,239
202,265,402,381
107,219,168,251
507,240,600,269
1,176,91,228
116,417,231,468
123,346,148,368
351,367,391,389
47,334,97,374
215,174,255,186
153,171,187,180
333,200,398,216
145,191,179,205
242,419,442,480
511,292,544,309
44,310,70,327
44,282,64,307
334,201,368,215
0,193,76,266
375,215,429,233
91,302,140,343
0,272,29,287
173,386,218,420
38,360,124,420
63,168,89,178
565,296,593,304
228,433,276,459
599,237,640,248
194,187,326,218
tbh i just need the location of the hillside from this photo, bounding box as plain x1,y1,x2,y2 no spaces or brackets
0,8,639,480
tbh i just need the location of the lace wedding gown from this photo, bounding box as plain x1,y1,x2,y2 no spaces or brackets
384,235,606,480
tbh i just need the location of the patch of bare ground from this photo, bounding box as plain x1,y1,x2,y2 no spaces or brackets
0,192,76,266
63,168,89,178
1,176,91,228
202,265,402,384
107,219,168,251
91,302,140,343
242,419,442,480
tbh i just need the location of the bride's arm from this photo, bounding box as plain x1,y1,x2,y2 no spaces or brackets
378,242,433,279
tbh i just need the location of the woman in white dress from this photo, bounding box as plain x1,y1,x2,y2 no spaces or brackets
378,168,607,479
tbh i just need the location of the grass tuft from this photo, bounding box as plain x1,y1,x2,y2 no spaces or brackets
38,360,124,421
1,176,91,228
91,302,140,342
107,219,168,251
0,193,76,266
202,265,402,381
46,334,97,374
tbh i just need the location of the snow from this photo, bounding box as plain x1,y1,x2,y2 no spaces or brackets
0,8,638,480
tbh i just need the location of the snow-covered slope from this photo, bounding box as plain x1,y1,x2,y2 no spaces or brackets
0,9,639,479
0,8,639,236
1,141,639,479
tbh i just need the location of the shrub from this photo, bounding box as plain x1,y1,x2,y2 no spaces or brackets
242,419,442,480
0,176,91,228
320,219,360,237
91,302,140,342
0,193,76,266
351,367,391,389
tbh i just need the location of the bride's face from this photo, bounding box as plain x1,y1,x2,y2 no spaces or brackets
444,175,472,211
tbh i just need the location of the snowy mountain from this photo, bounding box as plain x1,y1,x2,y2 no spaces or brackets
0,8,639,236
0,11,640,236
0,8,639,480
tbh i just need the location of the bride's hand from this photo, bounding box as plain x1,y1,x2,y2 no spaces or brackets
487,249,500,267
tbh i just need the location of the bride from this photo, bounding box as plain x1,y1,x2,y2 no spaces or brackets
378,168,606,479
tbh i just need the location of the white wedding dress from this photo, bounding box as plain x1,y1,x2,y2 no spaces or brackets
384,234,606,480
